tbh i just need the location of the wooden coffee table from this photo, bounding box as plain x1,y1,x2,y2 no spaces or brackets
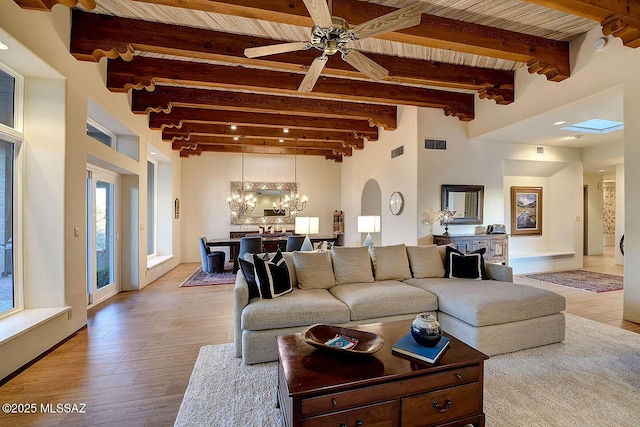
277,320,488,427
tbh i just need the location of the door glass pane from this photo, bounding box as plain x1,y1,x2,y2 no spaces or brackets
96,180,114,289
0,139,13,314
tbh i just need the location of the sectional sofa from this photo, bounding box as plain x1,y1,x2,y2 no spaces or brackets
233,244,566,365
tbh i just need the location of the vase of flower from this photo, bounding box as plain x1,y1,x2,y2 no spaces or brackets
411,313,442,347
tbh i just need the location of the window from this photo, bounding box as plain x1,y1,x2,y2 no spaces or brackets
0,63,20,317
86,118,116,148
147,159,157,256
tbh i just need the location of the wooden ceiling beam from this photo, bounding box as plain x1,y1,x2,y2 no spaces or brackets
173,135,358,152
70,10,513,100
148,108,378,141
171,140,346,160
109,56,475,121
12,0,94,11
522,0,640,48
135,0,570,81
161,123,364,146
132,87,398,130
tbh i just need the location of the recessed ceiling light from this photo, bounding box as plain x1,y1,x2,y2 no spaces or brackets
150,151,157,155
561,118,623,134
279,139,284,143
553,121,566,126
230,124,237,130
598,169,606,172
283,128,289,133
0,41,8,51
233,136,239,141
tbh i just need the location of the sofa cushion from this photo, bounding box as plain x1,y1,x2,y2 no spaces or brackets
444,246,486,280
253,251,292,299
238,258,260,300
369,244,412,281
329,281,438,321
406,245,445,278
246,251,298,287
403,278,566,327
331,246,374,285
241,288,350,330
293,251,335,289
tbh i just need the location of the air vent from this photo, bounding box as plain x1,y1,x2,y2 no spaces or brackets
391,145,404,158
424,138,447,150
537,146,544,154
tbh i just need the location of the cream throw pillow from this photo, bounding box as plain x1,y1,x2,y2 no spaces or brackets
406,245,446,278
331,246,374,284
369,244,412,281
293,251,335,289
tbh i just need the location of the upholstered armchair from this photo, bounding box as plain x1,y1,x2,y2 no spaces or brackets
199,237,225,273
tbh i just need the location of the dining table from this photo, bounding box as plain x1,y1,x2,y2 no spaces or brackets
206,235,337,272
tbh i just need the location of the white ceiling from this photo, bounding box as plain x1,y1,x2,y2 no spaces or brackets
473,86,624,176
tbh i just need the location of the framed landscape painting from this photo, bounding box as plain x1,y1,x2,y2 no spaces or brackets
510,186,542,235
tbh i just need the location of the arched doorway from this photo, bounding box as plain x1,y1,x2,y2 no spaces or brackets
361,179,382,245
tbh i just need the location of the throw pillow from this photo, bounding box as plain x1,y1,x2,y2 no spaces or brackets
253,250,293,299
369,244,412,281
238,258,260,300
331,246,374,284
293,251,335,289
406,245,445,278
444,246,487,280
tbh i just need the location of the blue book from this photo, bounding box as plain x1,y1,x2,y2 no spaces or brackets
392,333,450,364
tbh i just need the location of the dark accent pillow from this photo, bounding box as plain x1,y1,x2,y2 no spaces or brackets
444,246,487,280
253,250,292,299
238,258,260,300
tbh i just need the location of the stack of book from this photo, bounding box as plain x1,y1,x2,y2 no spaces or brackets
392,333,450,364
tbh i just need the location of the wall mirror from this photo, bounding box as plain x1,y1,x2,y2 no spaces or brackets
441,184,484,224
230,181,298,225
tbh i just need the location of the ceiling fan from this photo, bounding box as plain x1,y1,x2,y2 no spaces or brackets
244,0,428,92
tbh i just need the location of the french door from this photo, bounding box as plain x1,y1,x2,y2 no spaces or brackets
86,167,120,306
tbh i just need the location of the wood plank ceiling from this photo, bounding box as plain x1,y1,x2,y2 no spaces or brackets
13,0,640,161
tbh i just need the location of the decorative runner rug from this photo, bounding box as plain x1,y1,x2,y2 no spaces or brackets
174,314,640,427
521,270,623,293
180,263,236,287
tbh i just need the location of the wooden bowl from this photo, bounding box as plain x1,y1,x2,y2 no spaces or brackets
302,324,385,356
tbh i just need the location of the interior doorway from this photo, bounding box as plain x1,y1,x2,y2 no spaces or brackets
86,167,120,307
361,179,382,245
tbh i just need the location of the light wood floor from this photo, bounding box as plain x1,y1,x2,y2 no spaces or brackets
0,249,637,426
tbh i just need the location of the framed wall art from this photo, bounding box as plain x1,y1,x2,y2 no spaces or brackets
510,186,542,235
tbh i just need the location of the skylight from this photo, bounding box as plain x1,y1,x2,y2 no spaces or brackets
561,119,623,134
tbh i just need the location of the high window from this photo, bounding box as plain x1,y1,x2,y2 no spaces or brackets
147,159,157,257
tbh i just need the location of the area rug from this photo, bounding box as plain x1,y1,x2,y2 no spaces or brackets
174,314,640,426
520,270,623,293
180,263,236,287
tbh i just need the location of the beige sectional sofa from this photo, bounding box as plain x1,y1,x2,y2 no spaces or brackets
233,244,566,365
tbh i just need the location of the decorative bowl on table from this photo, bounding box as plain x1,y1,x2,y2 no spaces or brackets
411,313,442,347
302,324,384,356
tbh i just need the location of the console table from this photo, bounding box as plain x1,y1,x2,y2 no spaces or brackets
433,234,508,265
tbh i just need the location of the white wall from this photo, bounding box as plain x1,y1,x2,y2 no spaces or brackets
180,153,341,262
583,173,604,256
341,106,419,247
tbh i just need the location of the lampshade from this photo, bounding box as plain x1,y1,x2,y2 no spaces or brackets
295,216,319,235
357,216,381,233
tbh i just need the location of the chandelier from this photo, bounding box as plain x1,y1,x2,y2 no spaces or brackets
272,140,308,214
228,138,257,215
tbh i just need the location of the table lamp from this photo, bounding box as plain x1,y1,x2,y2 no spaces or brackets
357,215,381,247
295,216,319,251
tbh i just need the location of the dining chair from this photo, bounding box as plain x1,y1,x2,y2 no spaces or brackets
239,236,263,260
333,233,345,247
199,237,225,273
286,235,306,251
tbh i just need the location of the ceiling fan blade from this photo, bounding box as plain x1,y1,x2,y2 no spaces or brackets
244,42,309,59
342,50,389,81
351,1,428,40
298,56,328,92
303,0,333,28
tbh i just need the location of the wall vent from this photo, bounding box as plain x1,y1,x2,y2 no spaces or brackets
537,146,544,154
424,138,447,150
391,145,404,158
